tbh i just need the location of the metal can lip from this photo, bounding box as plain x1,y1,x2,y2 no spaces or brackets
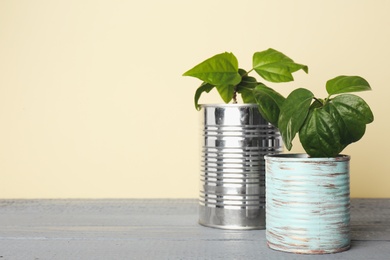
200,103,258,108
264,153,350,162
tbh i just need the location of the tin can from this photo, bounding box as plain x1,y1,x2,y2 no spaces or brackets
265,154,351,254
199,104,282,229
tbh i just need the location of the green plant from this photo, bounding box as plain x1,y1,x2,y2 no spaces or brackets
260,75,374,157
182,48,308,110
183,48,374,157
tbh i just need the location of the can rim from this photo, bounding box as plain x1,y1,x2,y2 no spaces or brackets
264,153,350,162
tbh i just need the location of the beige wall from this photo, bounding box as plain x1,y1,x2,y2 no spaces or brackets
0,0,389,198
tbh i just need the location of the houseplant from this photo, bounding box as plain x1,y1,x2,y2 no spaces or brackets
260,76,374,253
183,48,308,229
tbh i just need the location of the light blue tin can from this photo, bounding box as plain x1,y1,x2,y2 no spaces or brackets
265,154,350,254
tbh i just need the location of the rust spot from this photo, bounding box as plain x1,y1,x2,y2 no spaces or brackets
268,240,350,254
280,179,296,183
307,249,327,254
268,240,309,251
267,230,286,241
271,199,290,205
324,183,336,189
279,166,293,170
325,172,347,177
290,235,309,243
313,161,338,166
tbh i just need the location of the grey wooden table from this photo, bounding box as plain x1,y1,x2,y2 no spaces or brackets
0,199,389,259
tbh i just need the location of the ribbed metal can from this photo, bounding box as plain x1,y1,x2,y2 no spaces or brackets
265,154,351,254
199,104,282,229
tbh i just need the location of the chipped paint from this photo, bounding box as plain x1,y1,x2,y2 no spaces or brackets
265,154,350,254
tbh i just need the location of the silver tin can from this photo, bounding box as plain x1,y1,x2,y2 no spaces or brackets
199,104,282,229
265,154,351,254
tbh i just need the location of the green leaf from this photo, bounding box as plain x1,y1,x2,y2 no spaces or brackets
253,84,286,127
216,85,235,103
324,94,374,145
183,52,241,86
239,75,258,88
238,68,248,76
194,82,214,110
236,75,258,103
326,75,371,95
299,108,343,157
278,88,314,150
252,48,308,83
286,62,309,74
239,89,256,103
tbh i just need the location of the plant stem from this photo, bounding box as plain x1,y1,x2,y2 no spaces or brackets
243,68,254,77
233,86,238,104
313,97,323,106
323,95,332,106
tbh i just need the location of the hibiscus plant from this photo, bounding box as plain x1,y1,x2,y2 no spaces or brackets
183,48,374,157
270,76,374,157
182,48,308,110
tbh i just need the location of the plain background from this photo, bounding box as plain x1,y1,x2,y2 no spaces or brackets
0,0,388,198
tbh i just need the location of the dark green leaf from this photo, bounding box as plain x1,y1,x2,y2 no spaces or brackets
278,88,314,150
299,108,343,157
236,75,258,103
331,94,374,123
239,88,256,103
194,82,214,110
238,75,258,88
326,75,371,95
324,94,374,145
253,84,286,127
183,52,241,86
252,48,308,83
216,85,235,103
238,68,248,76
311,98,325,108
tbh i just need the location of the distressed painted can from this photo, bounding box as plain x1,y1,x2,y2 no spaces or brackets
265,154,350,254
199,104,282,229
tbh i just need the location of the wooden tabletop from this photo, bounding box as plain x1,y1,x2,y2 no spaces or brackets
0,199,389,259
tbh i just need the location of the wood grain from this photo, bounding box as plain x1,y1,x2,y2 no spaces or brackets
0,199,389,259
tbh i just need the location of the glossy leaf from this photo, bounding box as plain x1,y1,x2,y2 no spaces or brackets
299,108,343,157
239,75,257,87
194,82,214,110
326,75,371,95
286,62,309,74
238,68,248,77
183,52,241,86
216,85,235,103
236,75,258,103
324,94,374,145
253,84,286,127
278,88,314,150
252,48,308,83
238,88,255,103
